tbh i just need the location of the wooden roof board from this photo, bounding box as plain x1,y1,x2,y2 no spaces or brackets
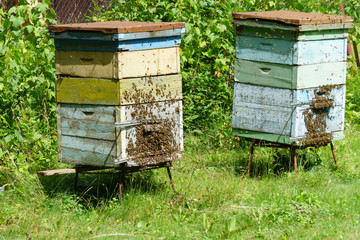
232,11,353,26
49,21,186,33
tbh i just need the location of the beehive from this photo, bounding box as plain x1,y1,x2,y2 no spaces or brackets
231,11,353,145
49,21,185,167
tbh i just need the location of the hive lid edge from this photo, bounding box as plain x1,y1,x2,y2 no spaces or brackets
49,21,186,33
232,11,354,26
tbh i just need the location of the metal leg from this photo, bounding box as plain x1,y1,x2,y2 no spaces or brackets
118,173,124,199
166,167,176,192
330,142,339,168
291,146,298,173
248,143,255,179
74,170,79,193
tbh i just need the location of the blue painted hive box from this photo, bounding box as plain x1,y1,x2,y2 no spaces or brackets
49,21,185,52
49,21,185,167
231,11,353,146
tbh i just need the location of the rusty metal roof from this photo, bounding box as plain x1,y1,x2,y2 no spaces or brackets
49,21,186,33
232,11,353,25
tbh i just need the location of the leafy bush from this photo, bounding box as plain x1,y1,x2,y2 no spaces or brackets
0,0,58,172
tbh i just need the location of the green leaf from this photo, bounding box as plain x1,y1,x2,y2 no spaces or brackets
217,24,227,32
229,216,237,232
10,15,25,28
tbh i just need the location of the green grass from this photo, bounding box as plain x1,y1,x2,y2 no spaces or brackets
1,128,360,239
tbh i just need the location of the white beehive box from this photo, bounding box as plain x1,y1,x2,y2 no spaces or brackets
231,11,353,145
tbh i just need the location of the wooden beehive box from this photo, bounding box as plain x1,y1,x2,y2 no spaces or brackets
50,21,185,167
231,11,353,145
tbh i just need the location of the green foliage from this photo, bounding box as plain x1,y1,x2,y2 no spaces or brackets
0,1,58,172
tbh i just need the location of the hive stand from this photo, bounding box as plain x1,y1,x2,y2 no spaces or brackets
37,161,176,199
246,139,338,178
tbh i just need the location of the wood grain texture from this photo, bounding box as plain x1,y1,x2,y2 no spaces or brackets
60,119,116,140
56,77,119,105
58,104,116,122
37,169,76,176
56,75,182,105
237,25,348,41
49,21,186,34
232,11,353,25
233,19,354,32
60,147,116,167
232,83,346,139
55,47,180,79
235,59,346,89
54,36,181,52
52,28,185,41
236,35,347,65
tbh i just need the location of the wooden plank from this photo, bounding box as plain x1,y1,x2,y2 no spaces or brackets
59,119,116,141
61,135,117,155
235,59,295,89
236,36,347,65
37,168,76,176
119,74,182,105
232,11,353,25
56,75,182,105
53,28,185,41
233,19,353,32
55,50,117,78
234,59,346,89
58,104,116,123
49,21,186,34
232,102,293,135
54,36,181,52
56,104,62,164
233,83,293,107
56,47,180,79
60,147,116,167
56,78,119,105
237,25,348,41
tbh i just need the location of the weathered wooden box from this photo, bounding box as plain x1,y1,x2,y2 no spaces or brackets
49,21,185,167
232,83,345,145
232,11,353,145
57,101,183,167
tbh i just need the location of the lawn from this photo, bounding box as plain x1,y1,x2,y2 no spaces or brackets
1,127,360,239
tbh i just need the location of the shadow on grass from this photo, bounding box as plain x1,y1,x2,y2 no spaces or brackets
200,142,325,178
38,168,170,205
